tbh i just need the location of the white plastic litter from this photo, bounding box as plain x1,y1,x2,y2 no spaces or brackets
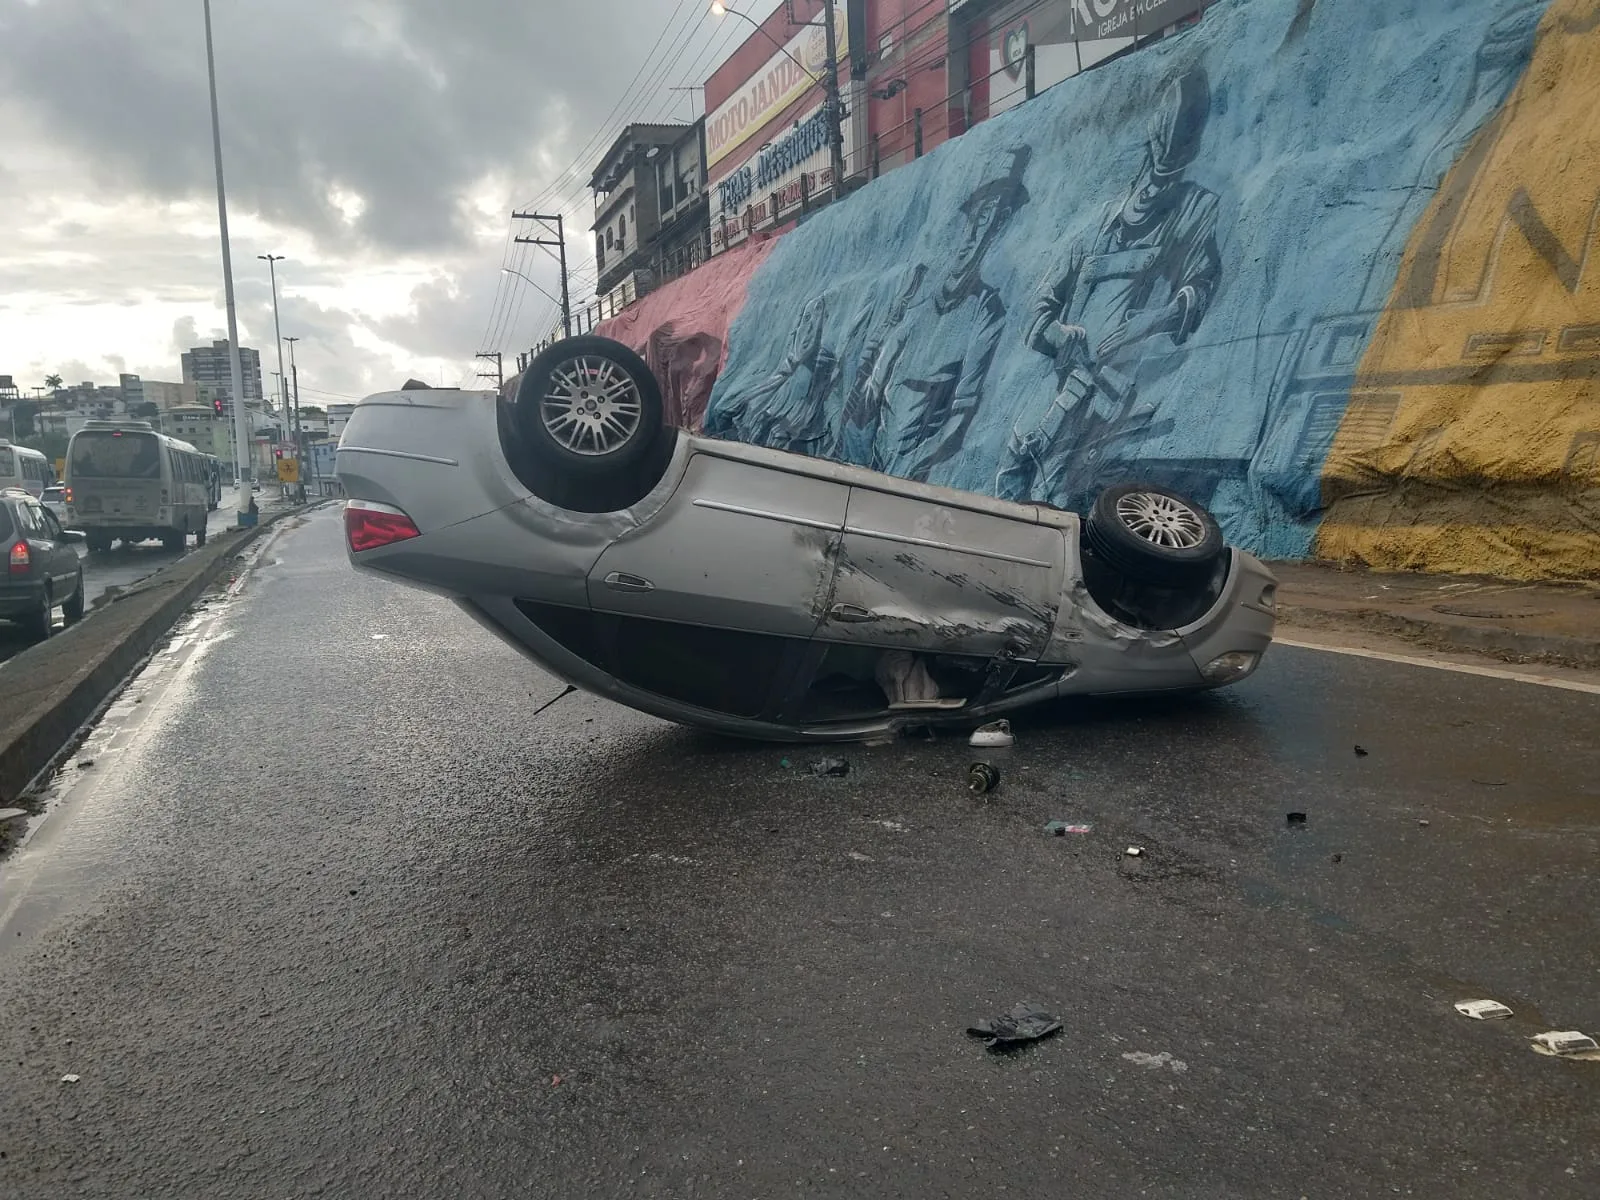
1125,846,1145,858
968,720,1015,749
60,1074,80,1083
1455,999,1513,1020
1530,1031,1600,1060
1122,1051,1188,1073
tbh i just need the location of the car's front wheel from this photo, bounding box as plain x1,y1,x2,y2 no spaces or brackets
1085,484,1225,588
514,335,664,485
63,570,86,625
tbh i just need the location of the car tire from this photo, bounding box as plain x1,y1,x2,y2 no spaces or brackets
63,570,86,625
26,587,53,643
196,525,207,547
514,335,664,483
86,531,112,553
1085,484,1225,588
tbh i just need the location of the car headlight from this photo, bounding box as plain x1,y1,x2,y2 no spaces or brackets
1202,651,1259,683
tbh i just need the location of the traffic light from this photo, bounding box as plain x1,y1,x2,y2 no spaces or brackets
213,397,224,414
274,447,283,460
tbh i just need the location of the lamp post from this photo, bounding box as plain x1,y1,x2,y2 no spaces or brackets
202,0,255,520
284,335,307,503
710,1,847,196
258,254,289,450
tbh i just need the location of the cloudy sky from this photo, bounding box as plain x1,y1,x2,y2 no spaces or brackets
0,0,780,406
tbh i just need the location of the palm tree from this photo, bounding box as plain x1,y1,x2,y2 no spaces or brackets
43,373,62,391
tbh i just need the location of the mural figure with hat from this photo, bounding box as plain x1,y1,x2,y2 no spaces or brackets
708,294,839,455
830,145,1032,481
996,67,1224,507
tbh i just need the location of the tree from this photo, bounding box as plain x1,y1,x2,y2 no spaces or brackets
43,374,62,391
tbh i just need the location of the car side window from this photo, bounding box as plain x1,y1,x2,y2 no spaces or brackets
38,506,64,540
14,503,41,536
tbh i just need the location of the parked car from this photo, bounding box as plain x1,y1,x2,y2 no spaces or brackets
0,488,87,642
337,336,1277,742
40,484,71,526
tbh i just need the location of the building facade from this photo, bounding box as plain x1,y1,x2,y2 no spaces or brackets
590,123,694,300
181,340,264,417
143,379,200,411
164,406,234,460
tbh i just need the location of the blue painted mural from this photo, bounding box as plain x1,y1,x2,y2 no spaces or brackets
703,0,1546,561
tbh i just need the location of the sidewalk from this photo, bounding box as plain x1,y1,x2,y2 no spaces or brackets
1271,561,1600,669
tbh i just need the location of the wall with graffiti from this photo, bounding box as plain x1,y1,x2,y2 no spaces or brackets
603,0,1597,579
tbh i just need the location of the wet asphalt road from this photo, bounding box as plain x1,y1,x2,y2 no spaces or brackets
0,507,1596,1199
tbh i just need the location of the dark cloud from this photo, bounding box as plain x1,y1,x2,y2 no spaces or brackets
0,0,736,257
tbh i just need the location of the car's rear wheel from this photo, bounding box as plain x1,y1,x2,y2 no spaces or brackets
514,336,664,484
25,587,53,643
86,531,112,553
1085,484,1225,588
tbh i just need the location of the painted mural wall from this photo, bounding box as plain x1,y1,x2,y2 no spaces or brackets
604,0,1597,579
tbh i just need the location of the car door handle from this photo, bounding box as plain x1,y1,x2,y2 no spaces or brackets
604,571,654,593
828,603,876,623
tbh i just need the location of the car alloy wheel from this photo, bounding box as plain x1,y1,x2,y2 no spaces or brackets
540,355,645,457
1114,490,1208,550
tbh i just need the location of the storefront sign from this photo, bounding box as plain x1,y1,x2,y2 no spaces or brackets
711,102,852,253
705,8,849,172
1069,0,1203,40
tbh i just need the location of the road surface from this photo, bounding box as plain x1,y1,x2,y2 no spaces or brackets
0,507,1595,1198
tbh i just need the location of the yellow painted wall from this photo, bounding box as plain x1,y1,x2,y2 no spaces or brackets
1317,0,1600,579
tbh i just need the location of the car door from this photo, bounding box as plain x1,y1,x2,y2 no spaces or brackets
586,451,848,639
816,485,1065,660
30,503,77,591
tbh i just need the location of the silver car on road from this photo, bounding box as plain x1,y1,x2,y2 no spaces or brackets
337,336,1276,742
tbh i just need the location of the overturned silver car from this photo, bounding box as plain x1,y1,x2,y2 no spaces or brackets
337,335,1276,742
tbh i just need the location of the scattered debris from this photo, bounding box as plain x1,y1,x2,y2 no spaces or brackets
60,1074,80,1084
1455,1000,1514,1021
1471,779,1508,788
873,820,908,832
1331,853,1343,864
1418,819,1431,828
370,633,388,640
1286,812,1308,826
967,762,1000,795
847,851,875,863
529,684,576,719
1354,745,1369,757
779,758,792,769
809,757,850,778
551,1075,562,1086
968,720,1014,749
1124,846,1145,858
1045,821,1092,836
967,1002,1062,1051
1122,1051,1188,1073
0,808,26,823
77,759,95,769
1530,1031,1600,1061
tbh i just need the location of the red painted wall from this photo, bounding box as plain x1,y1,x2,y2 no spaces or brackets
863,0,951,169
593,232,786,432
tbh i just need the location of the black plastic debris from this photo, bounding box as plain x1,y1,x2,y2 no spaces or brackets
1354,745,1369,757
1287,812,1308,826
967,1002,1062,1052
809,757,850,777
967,762,1001,795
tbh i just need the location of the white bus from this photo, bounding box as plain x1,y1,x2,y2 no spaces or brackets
0,440,52,498
64,421,211,552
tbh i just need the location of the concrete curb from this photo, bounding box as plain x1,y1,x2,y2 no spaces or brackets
0,507,312,806
1278,604,1600,670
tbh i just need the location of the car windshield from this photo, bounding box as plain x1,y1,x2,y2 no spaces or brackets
70,431,161,479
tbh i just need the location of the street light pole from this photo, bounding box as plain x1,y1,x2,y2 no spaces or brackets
202,0,254,521
258,254,288,449
285,335,307,503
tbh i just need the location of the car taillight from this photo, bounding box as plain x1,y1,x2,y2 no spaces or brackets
9,541,30,573
345,500,420,553
63,487,73,503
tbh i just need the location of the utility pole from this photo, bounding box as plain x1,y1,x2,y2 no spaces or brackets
820,0,847,197
285,336,306,503
513,212,571,338
475,351,504,391
203,0,254,521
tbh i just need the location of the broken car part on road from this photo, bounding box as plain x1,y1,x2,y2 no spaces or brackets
338,335,1276,742
967,1003,1062,1051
